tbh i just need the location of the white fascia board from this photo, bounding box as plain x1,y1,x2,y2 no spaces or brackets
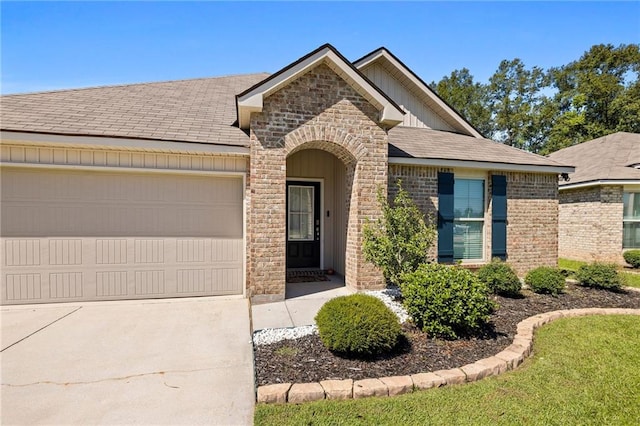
355,50,483,138
0,131,250,156
237,47,404,129
559,179,640,191
389,156,575,174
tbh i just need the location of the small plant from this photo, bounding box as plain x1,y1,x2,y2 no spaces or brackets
275,346,298,357
525,266,565,296
623,250,640,268
575,262,624,291
477,258,522,297
363,180,436,287
400,263,496,339
315,294,401,357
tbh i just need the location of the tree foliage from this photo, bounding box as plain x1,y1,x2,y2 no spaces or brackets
431,43,640,154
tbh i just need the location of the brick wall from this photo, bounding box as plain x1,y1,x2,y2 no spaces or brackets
388,165,559,276
248,63,388,302
558,185,623,263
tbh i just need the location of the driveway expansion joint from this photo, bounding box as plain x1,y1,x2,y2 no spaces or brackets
255,307,640,404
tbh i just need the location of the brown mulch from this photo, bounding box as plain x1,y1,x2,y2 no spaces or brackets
254,284,640,386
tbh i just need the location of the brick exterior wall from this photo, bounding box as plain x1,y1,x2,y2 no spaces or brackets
248,63,388,303
558,185,624,263
388,165,559,276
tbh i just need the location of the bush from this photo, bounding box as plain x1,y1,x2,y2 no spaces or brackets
315,294,401,357
477,258,522,297
575,262,624,291
623,250,640,268
400,263,496,339
525,266,565,296
363,181,436,286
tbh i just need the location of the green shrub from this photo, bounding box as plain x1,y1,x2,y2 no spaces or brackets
525,266,565,296
575,262,624,291
477,258,522,297
363,181,436,286
315,294,401,357
399,263,496,339
623,250,640,268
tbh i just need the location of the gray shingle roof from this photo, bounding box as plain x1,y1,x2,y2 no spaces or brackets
389,126,568,168
547,132,640,186
1,73,268,147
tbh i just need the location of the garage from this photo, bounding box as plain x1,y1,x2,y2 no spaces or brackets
1,167,245,305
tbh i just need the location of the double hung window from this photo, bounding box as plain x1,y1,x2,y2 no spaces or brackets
453,179,485,260
623,192,640,248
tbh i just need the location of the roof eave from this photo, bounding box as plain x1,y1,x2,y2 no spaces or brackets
389,156,575,174
559,179,640,190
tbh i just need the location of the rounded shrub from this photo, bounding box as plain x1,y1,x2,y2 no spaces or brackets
575,262,624,291
399,263,496,339
623,250,640,269
315,294,401,357
477,258,522,297
525,266,565,296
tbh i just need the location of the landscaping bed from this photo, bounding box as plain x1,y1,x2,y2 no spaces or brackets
254,283,640,386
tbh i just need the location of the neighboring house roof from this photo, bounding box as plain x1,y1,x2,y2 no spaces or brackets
548,132,640,188
1,73,267,147
354,47,484,138
389,126,573,173
237,44,404,129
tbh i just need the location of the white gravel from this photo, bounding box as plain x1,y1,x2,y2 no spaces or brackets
252,288,410,346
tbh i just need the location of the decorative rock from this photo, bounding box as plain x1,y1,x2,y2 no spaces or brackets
257,383,292,404
433,368,466,385
411,372,446,390
288,382,325,403
476,356,508,376
353,378,388,399
379,376,414,396
460,363,491,382
320,379,353,400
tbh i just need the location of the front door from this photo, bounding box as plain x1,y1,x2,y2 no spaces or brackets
286,181,321,268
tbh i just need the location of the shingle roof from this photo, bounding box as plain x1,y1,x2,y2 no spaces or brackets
389,126,569,168
547,132,640,186
1,73,268,147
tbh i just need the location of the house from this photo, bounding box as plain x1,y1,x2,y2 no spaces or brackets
548,132,640,264
0,44,572,305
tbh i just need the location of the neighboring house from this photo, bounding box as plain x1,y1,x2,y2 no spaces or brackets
0,44,572,305
548,132,640,264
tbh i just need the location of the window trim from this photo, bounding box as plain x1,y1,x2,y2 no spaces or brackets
623,190,640,249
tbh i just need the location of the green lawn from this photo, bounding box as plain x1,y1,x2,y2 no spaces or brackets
558,258,640,288
254,315,640,425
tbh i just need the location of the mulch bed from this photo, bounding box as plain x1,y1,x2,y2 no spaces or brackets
254,283,640,386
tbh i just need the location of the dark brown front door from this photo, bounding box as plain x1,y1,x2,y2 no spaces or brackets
286,181,321,268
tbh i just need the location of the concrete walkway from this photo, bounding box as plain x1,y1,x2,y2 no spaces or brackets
251,277,354,330
1,297,254,425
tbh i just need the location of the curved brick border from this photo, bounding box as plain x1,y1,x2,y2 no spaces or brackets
256,307,640,404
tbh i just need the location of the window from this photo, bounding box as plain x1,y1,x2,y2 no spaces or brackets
288,185,314,241
623,192,640,248
453,179,485,260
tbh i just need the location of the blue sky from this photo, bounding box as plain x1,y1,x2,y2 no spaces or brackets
2,1,639,94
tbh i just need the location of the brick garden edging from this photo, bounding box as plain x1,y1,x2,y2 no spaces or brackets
256,307,640,404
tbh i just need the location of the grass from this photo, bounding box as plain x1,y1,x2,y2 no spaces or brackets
254,315,640,425
559,258,640,289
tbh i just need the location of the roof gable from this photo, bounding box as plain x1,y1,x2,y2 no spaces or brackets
354,48,483,138
236,44,405,130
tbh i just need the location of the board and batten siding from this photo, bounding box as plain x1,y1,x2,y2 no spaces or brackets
286,149,347,276
360,63,456,132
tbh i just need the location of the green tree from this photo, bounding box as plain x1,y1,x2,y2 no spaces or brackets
431,68,493,136
363,181,435,287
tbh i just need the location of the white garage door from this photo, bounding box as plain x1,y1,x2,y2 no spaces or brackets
1,167,244,305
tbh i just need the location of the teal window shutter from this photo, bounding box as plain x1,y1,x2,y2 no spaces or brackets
438,172,455,263
491,174,507,260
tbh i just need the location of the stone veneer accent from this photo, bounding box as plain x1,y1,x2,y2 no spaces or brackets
248,63,388,302
558,185,624,264
388,165,559,275
256,308,640,404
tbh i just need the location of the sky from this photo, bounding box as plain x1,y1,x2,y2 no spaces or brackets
2,1,639,95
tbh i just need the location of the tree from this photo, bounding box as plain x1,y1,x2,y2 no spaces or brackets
431,69,493,137
363,181,436,287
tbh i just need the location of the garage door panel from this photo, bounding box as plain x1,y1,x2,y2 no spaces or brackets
1,167,244,304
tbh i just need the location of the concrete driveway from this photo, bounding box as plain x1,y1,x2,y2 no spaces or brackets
1,297,254,425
